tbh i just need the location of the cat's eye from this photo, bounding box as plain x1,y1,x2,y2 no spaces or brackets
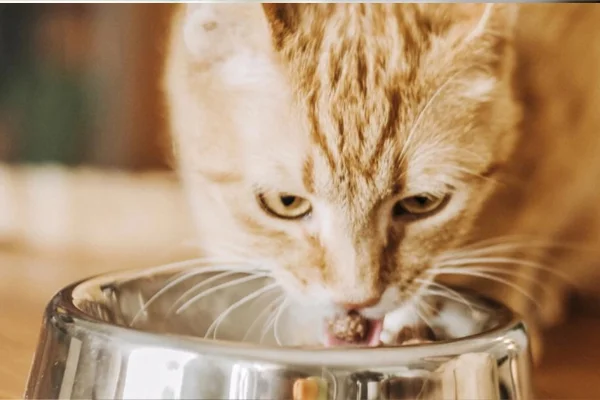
393,193,447,218
257,192,312,219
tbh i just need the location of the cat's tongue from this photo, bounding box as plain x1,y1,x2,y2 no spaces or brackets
323,315,384,347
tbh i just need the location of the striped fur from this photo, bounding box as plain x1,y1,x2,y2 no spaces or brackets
164,3,600,356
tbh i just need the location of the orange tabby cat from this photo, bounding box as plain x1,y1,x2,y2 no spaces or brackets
163,3,600,359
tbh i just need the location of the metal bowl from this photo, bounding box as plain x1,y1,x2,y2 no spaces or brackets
25,263,533,399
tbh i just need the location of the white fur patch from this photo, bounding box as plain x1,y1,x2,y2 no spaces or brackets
219,52,279,87
380,302,421,345
435,301,480,338
361,286,402,319
182,4,271,69
461,76,497,101
183,5,231,62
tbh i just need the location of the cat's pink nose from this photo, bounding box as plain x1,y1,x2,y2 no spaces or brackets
340,296,381,311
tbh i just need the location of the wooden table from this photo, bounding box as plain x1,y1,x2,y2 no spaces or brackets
1,247,599,399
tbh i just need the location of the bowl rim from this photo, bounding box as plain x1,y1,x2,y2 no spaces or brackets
48,264,528,368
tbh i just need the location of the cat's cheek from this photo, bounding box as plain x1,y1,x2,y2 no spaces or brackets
271,268,332,312
219,53,281,88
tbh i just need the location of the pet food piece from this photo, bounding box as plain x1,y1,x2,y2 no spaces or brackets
293,377,327,400
329,311,368,342
396,324,436,345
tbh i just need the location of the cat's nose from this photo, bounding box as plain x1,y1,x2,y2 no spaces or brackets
339,295,381,311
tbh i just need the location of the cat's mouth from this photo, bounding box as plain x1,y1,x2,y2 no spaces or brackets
323,312,384,347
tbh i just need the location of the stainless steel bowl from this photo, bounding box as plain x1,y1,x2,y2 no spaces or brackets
25,264,533,399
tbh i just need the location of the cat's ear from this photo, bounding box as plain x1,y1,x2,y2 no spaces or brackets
181,4,274,63
422,3,519,46
261,4,301,49
462,4,520,74
461,4,519,45
421,4,519,75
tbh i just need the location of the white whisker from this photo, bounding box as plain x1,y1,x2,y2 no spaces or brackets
446,235,555,254
242,293,285,342
168,270,241,314
429,268,540,308
130,261,260,326
442,235,595,261
443,164,501,185
434,257,573,284
260,304,280,344
416,278,476,314
399,67,476,165
176,273,271,314
418,298,437,317
206,283,279,340
442,266,542,282
415,304,435,332
273,298,289,346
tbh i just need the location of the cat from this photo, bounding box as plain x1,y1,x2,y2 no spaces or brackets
163,3,600,360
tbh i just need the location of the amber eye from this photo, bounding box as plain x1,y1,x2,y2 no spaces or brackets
393,194,447,218
257,192,312,219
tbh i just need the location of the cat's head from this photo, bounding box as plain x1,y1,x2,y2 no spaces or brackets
165,3,520,331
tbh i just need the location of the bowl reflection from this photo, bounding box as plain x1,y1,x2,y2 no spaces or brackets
25,263,533,399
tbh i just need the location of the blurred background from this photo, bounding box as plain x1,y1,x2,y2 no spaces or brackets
0,5,199,396
0,3,172,169
0,4,598,399
0,3,194,256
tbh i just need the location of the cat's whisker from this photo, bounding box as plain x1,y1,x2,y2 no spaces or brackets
138,256,261,277
130,260,261,326
428,268,541,309
261,301,282,344
441,241,555,260
412,274,434,299
242,293,285,342
409,143,482,164
418,297,438,316
437,266,556,296
415,278,476,313
443,164,503,185
451,146,489,164
456,265,538,277
441,244,549,261
168,270,242,315
175,273,272,315
415,302,435,332
423,288,477,313
399,67,475,165
273,298,290,346
443,235,595,259
434,257,574,284
260,316,276,344
448,234,553,250
437,256,569,280
206,283,279,340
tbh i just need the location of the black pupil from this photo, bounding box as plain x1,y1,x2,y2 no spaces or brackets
393,196,431,217
281,196,296,207
414,196,430,206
